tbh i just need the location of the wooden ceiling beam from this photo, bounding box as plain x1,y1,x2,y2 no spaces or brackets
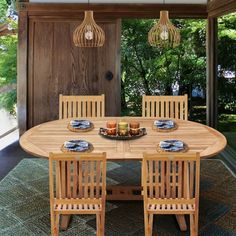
208,0,236,18
18,3,207,19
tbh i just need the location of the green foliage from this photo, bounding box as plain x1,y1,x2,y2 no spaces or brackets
121,19,207,116
0,0,17,115
218,13,236,116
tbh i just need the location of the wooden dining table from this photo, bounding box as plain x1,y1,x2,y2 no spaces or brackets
20,117,227,231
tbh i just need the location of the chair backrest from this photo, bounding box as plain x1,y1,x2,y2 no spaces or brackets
49,152,106,201
142,95,188,120
59,94,105,119
142,152,200,201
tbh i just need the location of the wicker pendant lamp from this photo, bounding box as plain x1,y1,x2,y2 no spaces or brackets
148,7,180,48
73,2,105,47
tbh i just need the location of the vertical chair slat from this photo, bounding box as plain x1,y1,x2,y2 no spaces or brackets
61,161,66,198
155,160,159,198
178,160,182,198
78,160,83,198
63,102,67,120
161,100,164,118
78,101,82,117
87,101,91,117
180,101,184,120
151,100,155,117
172,161,176,198
68,101,72,118
184,161,189,199
97,101,101,117
166,160,170,198
73,160,78,198
82,101,87,117
90,161,95,198
166,101,169,118
96,160,101,198
56,160,60,198
67,161,71,198
92,102,96,117
149,160,153,198
73,100,77,118
189,161,194,198
84,160,89,198
161,161,165,198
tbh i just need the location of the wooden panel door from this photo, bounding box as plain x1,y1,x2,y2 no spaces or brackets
28,17,121,128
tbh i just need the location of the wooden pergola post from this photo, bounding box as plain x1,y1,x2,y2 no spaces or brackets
206,0,236,128
206,17,218,128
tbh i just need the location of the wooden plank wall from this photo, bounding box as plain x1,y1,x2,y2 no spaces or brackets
27,17,121,128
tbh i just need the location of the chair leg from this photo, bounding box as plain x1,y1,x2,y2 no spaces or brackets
190,214,196,236
54,214,60,236
96,213,101,236
144,209,149,236
148,214,153,236
51,212,59,236
195,211,199,236
100,208,105,236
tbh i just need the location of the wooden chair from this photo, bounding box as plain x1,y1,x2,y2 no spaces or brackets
142,152,200,236
49,152,107,236
59,94,105,119
142,95,188,120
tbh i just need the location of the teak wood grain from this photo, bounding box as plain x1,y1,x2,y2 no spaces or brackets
142,152,200,236
20,117,227,160
27,18,121,129
49,152,106,236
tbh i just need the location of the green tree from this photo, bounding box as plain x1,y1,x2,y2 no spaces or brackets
121,19,206,116
0,0,17,115
218,13,236,114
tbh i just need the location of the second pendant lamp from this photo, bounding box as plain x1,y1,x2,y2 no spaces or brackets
148,3,180,48
73,1,105,48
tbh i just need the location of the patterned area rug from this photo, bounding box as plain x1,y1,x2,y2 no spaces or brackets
0,158,235,236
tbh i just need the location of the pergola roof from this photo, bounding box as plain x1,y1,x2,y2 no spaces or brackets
29,0,207,3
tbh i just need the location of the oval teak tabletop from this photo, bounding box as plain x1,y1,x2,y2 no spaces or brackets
20,117,227,160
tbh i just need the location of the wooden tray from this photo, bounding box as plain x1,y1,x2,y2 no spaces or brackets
61,141,94,153
67,122,94,133
152,123,178,132
99,128,147,140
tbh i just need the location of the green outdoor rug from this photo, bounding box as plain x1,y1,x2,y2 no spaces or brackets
0,158,235,236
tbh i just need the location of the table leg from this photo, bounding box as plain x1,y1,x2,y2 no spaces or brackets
60,215,71,230
176,215,187,231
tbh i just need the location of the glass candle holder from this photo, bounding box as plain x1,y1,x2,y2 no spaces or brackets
106,121,117,135
118,122,128,136
129,121,140,135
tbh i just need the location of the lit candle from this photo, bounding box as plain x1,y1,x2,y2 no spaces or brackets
129,121,140,135
106,121,117,135
118,122,128,136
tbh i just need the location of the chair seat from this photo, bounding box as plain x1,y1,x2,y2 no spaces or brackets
54,203,102,214
147,203,195,214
